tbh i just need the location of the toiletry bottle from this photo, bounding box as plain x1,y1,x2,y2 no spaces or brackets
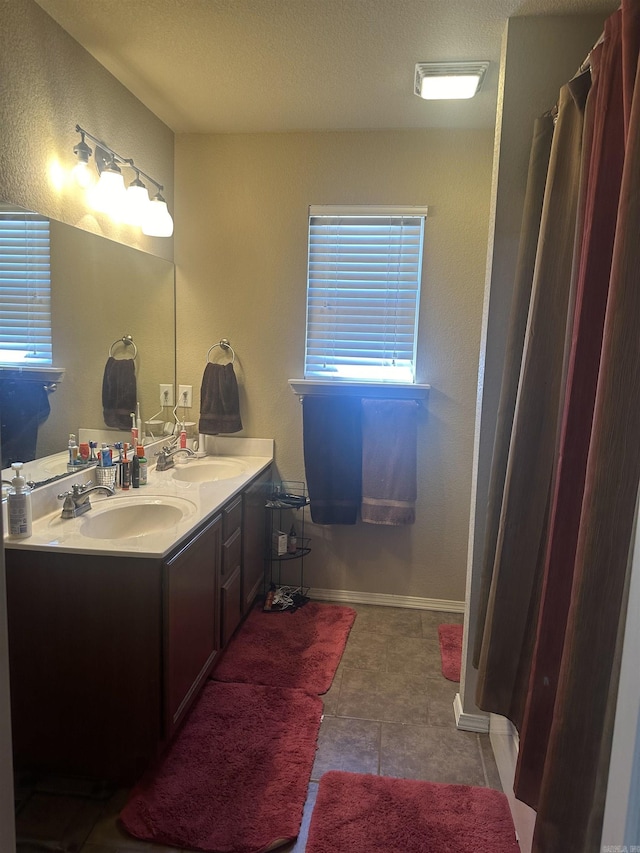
120,444,131,490
100,443,112,467
68,433,78,465
179,427,187,449
79,442,90,464
131,450,140,488
8,462,32,539
136,445,148,485
288,524,298,554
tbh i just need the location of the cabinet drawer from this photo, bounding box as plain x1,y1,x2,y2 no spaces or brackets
223,496,242,541
222,526,241,577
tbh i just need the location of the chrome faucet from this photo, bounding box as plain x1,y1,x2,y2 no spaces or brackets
58,481,115,518
155,442,196,471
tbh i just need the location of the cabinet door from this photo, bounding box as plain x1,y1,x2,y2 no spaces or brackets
242,466,272,613
220,564,242,648
164,513,221,737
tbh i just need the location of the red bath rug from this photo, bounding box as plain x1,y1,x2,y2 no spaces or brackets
212,601,356,694
438,623,463,681
306,771,519,853
120,681,322,853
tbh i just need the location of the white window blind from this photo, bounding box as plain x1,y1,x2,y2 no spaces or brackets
0,208,52,365
305,205,427,383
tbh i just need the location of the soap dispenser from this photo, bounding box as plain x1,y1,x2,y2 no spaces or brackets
8,462,32,539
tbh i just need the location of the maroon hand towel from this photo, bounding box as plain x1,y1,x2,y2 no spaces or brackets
198,362,243,434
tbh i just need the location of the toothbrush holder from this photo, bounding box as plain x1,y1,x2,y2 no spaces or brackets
96,467,117,489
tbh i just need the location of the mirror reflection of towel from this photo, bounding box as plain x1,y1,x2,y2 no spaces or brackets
198,363,243,434
361,399,418,525
0,378,51,465
102,356,137,430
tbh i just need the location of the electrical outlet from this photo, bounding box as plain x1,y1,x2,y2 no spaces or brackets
178,384,193,408
160,383,174,407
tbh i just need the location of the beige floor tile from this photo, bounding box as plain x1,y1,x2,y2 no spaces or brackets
338,630,388,671
380,723,487,786
424,676,459,727
385,634,442,678
321,664,343,715
312,716,381,780
349,604,423,637
337,668,428,724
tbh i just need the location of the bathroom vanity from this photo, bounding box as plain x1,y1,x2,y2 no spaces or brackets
4,439,273,783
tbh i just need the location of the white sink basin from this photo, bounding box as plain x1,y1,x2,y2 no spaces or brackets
172,457,247,483
77,496,197,540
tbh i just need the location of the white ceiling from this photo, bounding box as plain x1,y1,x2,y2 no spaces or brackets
35,0,617,133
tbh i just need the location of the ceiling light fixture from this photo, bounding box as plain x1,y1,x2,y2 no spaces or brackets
414,62,489,100
72,125,173,237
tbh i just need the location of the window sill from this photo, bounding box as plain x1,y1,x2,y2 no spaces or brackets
0,365,65,383
288,378,430,400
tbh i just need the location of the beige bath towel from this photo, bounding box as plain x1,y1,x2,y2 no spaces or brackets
361,399,418,525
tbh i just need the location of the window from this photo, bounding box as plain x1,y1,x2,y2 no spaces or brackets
304,205,427,384
0,207,52,366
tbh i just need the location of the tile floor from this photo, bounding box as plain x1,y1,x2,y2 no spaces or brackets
14,602,501,852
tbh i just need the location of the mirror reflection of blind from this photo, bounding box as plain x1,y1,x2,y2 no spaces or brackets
305,208,426,383
0,209,52,365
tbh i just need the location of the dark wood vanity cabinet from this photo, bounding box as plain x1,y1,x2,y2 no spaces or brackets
165,512,221,739
242,467,272,614
5,464,271,784
6,549,163,783
220,496,242,648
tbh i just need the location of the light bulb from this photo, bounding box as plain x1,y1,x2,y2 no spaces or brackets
72,160,94,188
124,177,150,226
142,193,174,237
90,162,126,218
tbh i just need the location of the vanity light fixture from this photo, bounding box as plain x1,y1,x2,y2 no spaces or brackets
414,61,489,100
72,125,173,237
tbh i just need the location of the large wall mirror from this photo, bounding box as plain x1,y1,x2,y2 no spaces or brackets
0,202,176,483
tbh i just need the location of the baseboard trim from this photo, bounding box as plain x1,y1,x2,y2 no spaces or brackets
489,714,535,853
310,588,465,613
453,692,490,732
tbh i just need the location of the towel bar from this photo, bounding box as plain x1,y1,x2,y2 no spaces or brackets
206,338,236,364
108,335,137,360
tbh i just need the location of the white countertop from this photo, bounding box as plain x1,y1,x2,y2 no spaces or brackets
4,437,273,559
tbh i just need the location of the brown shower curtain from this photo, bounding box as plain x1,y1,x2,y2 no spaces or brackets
474,2,640,851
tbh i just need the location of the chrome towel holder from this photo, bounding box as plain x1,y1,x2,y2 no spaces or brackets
108,334,137,359
206,338,236,364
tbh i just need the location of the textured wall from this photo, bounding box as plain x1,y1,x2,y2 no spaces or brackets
176,129,493,601
0,0,174,260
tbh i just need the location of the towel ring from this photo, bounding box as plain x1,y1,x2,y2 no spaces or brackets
206,338,236,364
108,335,137,360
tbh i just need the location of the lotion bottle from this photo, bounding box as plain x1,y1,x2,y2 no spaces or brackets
136,445,148,485
8,462,32,539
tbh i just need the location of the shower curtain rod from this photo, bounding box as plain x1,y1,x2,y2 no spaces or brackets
578,28,606,74
545,27,606,121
